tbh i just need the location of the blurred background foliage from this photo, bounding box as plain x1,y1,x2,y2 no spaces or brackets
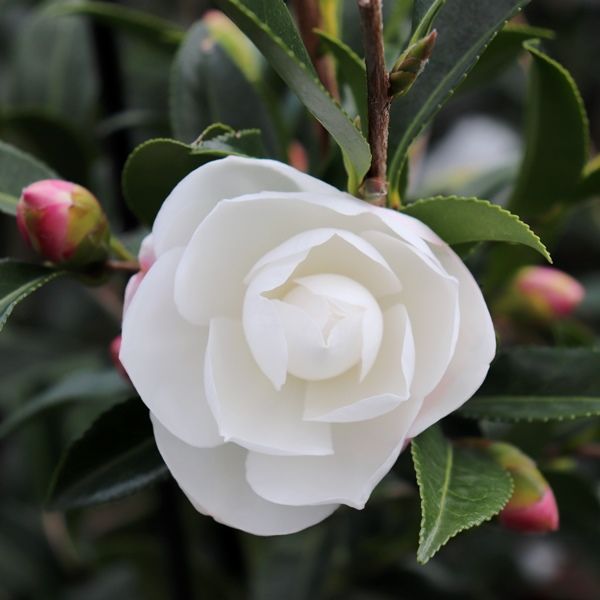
0,0,599,598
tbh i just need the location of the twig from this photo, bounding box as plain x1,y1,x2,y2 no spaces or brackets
357,0,390,206
105,259,140,272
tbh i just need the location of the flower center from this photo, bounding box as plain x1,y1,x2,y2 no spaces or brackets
274,274,383,382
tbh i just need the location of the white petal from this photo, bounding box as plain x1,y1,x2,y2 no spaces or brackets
174,193,423,326
362,231,460,397
304,304,414,423
152,156,339,256
408,248,496,437
152,417,338,536
120,249,222,448
205,318,333,456
246,396,423,509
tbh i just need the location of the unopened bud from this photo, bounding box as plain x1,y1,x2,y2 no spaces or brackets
390,30,437,98
465,440,559,533
109,335,130,382
505,266,585,322
123,234,155,315
17,180,110,268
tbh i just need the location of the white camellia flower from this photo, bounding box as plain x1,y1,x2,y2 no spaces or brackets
120,156,496,536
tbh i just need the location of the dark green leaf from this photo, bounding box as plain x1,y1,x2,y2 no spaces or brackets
46,0,184,50
46,399,167,510
412,425,513,564
0,260,64,332
461,347,600,422
122,133,265,225
461,23,554,91
215,0,371,182
0,111,91,183
401,196,550,261
389,0,529,195
0,369,130,439
316,29,368,130
509,43,589,218
0,141,56,216
170,21,279,155
576,156,600,199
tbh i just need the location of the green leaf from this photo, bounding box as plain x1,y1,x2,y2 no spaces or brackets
461,24,554,91
316,29,368,130
509,42,589,218
401,196,551,261
170,21,279,155
461,347,600,423
0,141,56,216
122,133,265,225
46,0,184,50
412,425,513,564
576,155,600,199
389,0,529,196
215,0,371,181
46,399,167,510
0,369,130,439
0,260,64,332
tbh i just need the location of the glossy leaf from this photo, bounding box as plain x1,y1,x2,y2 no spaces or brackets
46,399,168,510
401,196,550,261
461,348,600,422
389,0,529,196
0,260,64,332
509,43,589,218
576,155,600,199
316,30,368,130
0,141,56,216
170,21,278,155
0,369,130,439
412,425,513,564
461,23,554,91
46,0,184,50
215,0,371,182
123,132,265,225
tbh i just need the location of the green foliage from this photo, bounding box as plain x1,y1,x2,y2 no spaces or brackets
509,43,589,219
46,399,168,510
412,426,513,564
170,21,278,155
215,0,371,183
401,196,550,261
388,0,529,197
122,130,265,225
462,348,600,422
46,0,184,51
0,368,130,439
316,30,368,130
0,260,64,332
0,141,56,215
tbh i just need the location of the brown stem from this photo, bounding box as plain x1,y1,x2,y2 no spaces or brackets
357,0,390,206
105,259,140,272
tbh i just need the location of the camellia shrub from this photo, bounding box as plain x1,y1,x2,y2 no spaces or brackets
0,0,599,598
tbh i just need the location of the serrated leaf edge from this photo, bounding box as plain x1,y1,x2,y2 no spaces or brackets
412,437,514,564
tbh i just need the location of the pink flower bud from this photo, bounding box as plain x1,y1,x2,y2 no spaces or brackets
513,266,585,320
487,441,559,533
17,180,110,267
123,234,155,315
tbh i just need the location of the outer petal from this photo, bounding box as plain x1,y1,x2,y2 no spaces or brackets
245,395,423,510
303,304,414,423
363,231,460,397
152,417,338,536
152,156,338,256
205,318,333,456
120,248,222,448
175,195,411,325
408,247,496,437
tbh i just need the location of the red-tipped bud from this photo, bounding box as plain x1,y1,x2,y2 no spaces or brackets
17,180,110,268
470,440,559,533
287,141,309,173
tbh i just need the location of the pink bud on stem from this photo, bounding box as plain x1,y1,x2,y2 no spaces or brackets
17,180,110,268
